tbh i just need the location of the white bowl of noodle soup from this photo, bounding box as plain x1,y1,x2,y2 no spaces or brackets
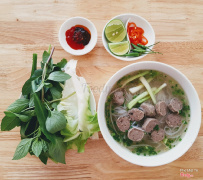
98,61,201,166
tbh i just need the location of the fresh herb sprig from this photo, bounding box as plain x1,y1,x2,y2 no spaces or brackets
1,46,71,164
124,42,162,57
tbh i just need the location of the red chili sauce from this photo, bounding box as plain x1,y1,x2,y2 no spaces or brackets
65,25,91,50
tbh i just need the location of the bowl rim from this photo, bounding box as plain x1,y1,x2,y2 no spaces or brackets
102,13,155,61
58,16,97,56
97,61,201,166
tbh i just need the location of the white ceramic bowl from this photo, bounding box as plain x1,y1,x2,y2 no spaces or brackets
59,17,97,56
102,14,155,61
98,61,201,166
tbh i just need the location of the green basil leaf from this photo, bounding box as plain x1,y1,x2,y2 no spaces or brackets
41,51,53,73
31,69,43,80
33,93,53,142
22,70,42,96
49,137,66,164
47,71,71,82
32,139,43,157
20,122,30,138
29,94,34,107
4,111,31,122
44,82,52,88
22,79,32,95
41,139,48,152
50,87,62,99
7,98,29,113
51,102,59,109
55,59,67,69
1,115,20,131
35,81,44,92
45,111,66,134
39,152,48,165
13,138,33,160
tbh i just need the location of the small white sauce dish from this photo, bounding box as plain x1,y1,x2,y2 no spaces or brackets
97,61,201,166
59,17,97,56
102,14,155,61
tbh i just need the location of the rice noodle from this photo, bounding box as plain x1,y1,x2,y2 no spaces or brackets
164,123,184,138
109,87,122,96
109,102,119,135
129,144,153,149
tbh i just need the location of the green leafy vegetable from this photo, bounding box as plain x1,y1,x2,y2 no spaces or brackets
49,137,66,164
4,111,31,122
1,115,20,131
1,47,98,165
46,111,67,134
33,93,53,142
32,138,43,157
13,138,33,160
48,71,71,82
7,99,29,113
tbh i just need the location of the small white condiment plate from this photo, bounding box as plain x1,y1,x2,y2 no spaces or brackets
59,17,97,56
102,14,155,61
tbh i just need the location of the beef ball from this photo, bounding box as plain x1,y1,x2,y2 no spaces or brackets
113,90,125,106
156,101,167,116
151,129,165,142
166,113,182,127
128,108,144,121
140,103,156,117
128,127,145,141
116,116,130,132
142,118,159,133
168,98,183,113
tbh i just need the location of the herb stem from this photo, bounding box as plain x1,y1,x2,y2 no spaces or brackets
49,91,76,104
27,127,39,137
45,101,52,112
21,106,35,112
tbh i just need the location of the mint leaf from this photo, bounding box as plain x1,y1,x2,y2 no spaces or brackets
22,79,32,96
13,138,33,160
29,94,34,107
49,137,66,164
33,93,53,142
1,115,20,131
31,69,43,80
22,69,42,96
4,111,31,122
45,111,66,134
42,51,50,64
41,51,53,72
22,109,35,117
41,139,48,152
32,139,43,157
50,87,62,99
35,81,44,92
20,122,30,138
7,99,29,113
55,59,67,68
48,71,71,82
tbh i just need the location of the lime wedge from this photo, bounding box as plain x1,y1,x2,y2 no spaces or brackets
105,19,126,43
108,41,130,56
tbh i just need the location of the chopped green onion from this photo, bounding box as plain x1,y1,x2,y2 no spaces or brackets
121,71,150,88
129,77,154,94
139,76,156,104
127,87,156,109
138,83,167,104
